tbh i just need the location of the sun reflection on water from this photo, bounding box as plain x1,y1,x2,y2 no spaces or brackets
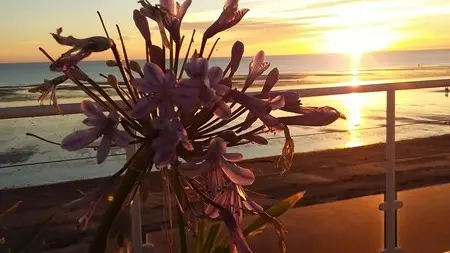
345,57,364,148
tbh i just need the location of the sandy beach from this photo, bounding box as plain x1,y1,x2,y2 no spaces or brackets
2,134,450,252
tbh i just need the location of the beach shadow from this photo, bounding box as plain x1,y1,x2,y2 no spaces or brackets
0,145,38,166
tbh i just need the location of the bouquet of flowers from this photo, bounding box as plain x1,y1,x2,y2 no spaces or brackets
28,0,344,252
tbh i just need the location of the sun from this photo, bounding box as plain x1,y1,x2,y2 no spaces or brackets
325,27,396,58
320,2,399,58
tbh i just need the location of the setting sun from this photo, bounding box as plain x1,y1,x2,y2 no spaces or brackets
325,27,398,58
320,2,400,57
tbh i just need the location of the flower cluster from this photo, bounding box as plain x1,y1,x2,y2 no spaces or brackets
29,0,345,252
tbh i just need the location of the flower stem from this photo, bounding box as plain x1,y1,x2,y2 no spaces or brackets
111,44,138,104
174,172,188,253
96,11,110,38
207,37,220,60
174,37,183,76
88,145,153,253
178,30,196,80
199,36,207,57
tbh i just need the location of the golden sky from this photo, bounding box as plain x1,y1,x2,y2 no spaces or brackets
1,0,450,63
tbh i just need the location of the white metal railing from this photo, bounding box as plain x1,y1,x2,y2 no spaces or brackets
2,78,450,253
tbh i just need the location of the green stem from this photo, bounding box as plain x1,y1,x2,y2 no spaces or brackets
174,172,188,253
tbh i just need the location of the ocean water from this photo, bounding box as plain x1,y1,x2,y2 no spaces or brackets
2,49,450,188
2,49,450,87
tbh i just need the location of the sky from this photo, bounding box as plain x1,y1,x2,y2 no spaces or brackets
1,0,450,63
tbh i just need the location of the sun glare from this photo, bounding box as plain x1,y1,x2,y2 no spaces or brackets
325,27,397,57
321,3,399,57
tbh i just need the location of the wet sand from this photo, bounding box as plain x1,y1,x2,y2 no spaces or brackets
2,134,450,252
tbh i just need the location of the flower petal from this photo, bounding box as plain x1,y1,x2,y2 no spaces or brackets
208,66,223,86
113,130,132,147
279,106,345,126
61,128,101,151
143,62,165,84
132,97,156,119
96,135,112,164
220,159,255,185
82,118,106,127
178,0,191,20
205,188,231,218
132,78,152,93
230,41,244,76
178,162,207,178
222,153,243,162
251,51,265,71
80,100,104,119
214,101,232,119
133,9,151,43
262,68,279,93
270,95,285,110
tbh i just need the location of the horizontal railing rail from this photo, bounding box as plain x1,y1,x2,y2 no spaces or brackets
1,78,449,120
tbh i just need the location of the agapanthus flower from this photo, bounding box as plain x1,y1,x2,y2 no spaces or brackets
182,55,232,119
158,0,191,45
28,75,68,113
204,0,249,39
184,53,209,79
133,9,151,44
243,50,270,91
239,95,285,132
61,101,132,164
279,106,346,126
228,41,244,77
179,137,254,196
205,182,263,224
151,120,193,168
138,0,191,47
50,28,113,71
132,62,201,119
230,90,284,132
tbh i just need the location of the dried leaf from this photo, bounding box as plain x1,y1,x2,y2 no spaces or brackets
277,126,294,174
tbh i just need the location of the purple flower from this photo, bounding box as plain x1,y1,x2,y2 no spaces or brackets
50,28,113,71
178,137,254,196
230,90,284,132
61,101,132,164
133,9,151,43
208,66,230,96
151,120,193,168
132,62,201,119
28,75,68,114
243,50,270,91
138,0,191,46
159,0,191,45
279,106,346,126
184,53,209,79
182,59,232,119
229,41,244,77
239,95,285,132
204,0,249,39
205,182,263,224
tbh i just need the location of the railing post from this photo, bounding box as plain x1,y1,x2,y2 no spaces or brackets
379,88,403,253
126,144,143,253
